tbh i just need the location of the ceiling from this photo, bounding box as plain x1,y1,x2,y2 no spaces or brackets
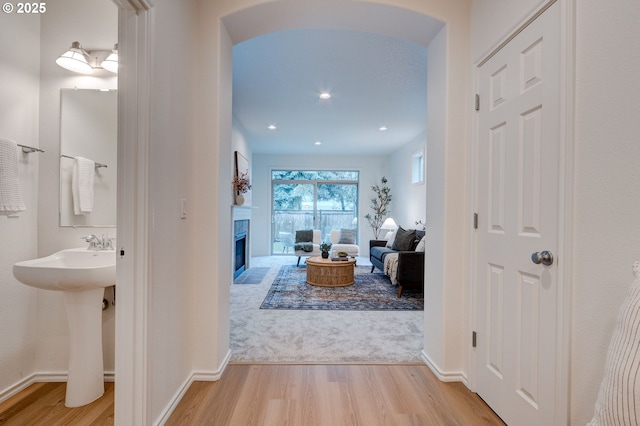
232,26,439,156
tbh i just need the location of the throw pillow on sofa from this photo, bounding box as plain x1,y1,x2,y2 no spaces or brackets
392,227,416,251
338,228,356,244
415,235,426,252
385,228,398,248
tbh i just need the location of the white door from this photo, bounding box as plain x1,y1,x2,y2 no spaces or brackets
475,3,562,425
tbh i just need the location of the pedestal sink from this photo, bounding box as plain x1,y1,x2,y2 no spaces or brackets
13,248,116,407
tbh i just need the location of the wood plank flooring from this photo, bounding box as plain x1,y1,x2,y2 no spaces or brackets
0,382,114,425
0,365,504,425
167,364,504,426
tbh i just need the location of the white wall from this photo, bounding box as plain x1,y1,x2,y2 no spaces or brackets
470,0,545,61
38,0,117,255
0,12,40,399
572,0,640,423
36,0,117,377
471,0,640,423
251,153,389,257
140,0,200,421
388,131,427,230
422,25,450,373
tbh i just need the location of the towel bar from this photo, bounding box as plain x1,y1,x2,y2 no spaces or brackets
60,154,108,169
17,144,45,154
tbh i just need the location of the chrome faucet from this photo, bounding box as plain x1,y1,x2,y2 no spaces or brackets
83,234,114,250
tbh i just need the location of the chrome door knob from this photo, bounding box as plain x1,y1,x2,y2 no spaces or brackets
531,250,554,266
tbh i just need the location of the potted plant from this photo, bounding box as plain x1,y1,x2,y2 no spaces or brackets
232,170,252,205
364,176,392,239
320,242,332,259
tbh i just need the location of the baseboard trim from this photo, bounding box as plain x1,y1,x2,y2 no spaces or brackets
153,350,232,426
0,370,115,403
421,351,469,386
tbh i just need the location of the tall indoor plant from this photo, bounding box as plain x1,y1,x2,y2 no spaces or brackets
364,176,392,239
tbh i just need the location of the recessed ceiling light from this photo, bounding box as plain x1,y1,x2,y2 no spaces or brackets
319,92,331,100
314,141,322,146
379,126,388,131
267,124,277,130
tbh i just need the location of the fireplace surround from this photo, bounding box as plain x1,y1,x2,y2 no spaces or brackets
232,206,252,280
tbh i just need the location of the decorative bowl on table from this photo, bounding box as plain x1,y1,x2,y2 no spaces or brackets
337,251,348,258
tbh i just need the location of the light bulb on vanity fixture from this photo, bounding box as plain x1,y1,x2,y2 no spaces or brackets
56,41,118,74
100,44,118,74
55,41,92,74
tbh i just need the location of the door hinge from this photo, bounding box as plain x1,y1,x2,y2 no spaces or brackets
472,331,477,348
474,213,478,229
475,93,480,111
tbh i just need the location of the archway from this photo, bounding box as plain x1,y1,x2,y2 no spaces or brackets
115,1,472,423
193,0,469,380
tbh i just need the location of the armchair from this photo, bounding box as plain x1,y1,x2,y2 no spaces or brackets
294,229,322,266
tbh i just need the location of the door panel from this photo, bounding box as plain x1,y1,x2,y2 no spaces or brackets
475,3,561,425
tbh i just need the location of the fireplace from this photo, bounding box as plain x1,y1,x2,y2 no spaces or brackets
234,219,249,279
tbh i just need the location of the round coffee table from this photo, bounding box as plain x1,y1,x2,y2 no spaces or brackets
306,256,356,287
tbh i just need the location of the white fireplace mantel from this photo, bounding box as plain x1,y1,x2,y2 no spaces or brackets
231,205,257,221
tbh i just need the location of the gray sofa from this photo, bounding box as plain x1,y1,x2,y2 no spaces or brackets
369,229,425,297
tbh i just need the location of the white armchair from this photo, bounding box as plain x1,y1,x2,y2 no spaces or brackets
329,229,360,257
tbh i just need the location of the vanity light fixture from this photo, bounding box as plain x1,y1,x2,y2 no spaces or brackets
56,41,118,74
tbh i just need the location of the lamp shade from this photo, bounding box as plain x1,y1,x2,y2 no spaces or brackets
101,44,118,74
380,217,398,230
56,41,93,74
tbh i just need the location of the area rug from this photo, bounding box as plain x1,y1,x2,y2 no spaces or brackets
260,265,423,311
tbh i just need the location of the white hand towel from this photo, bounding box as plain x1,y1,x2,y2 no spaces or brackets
72,156,95,215
0,137,27,215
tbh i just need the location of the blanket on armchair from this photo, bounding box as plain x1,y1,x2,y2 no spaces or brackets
294,242,314,252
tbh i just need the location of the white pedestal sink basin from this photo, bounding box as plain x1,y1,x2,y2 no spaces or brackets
13,248,116,407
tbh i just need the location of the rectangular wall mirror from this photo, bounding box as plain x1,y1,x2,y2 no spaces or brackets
59,88,117,227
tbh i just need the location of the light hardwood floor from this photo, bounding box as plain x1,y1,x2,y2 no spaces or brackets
0,382,114,425
0,365,503,425
167,364,504,426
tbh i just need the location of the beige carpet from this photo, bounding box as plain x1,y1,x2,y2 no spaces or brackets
230,256,424,364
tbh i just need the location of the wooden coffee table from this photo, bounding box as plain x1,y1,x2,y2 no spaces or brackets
306,256,356,287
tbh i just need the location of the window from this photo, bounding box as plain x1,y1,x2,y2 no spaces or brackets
412,149,424,184
271,170,359,255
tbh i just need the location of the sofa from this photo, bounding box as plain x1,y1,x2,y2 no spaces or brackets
295,229,360,266
370,228,425,297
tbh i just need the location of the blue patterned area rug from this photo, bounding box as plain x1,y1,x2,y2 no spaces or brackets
260,265,423,311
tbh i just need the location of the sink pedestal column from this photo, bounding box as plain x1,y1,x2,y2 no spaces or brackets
63,287,105,407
